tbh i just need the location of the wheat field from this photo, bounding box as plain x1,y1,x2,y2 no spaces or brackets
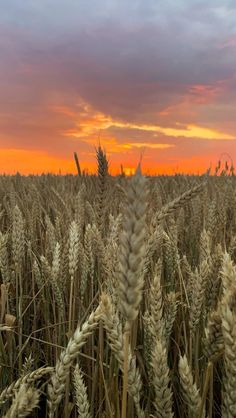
0,149,236,417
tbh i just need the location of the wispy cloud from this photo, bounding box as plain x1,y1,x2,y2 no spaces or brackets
60,102,234,141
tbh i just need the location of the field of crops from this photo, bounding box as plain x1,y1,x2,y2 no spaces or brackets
0,149,236,417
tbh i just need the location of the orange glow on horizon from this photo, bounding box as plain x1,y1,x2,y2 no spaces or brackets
0,148,216,176
0,149,78,175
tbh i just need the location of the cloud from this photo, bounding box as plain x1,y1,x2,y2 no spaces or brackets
58,100,234,141
0,0,236,173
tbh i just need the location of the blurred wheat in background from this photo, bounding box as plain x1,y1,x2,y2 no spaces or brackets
0,148,236,417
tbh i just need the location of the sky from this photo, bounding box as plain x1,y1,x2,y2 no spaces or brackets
0,0,236,175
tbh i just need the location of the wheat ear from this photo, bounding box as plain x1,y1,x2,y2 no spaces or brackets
204,310,224,361
178,354,202,417
151,340,173,418
156,182,205,224
0,367,53,406
117,166,147,418
47,304,102,417
73,364,91,418
101,294,145,418
3,384,39,418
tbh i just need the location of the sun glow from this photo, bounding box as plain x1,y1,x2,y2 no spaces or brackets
122,167,136,176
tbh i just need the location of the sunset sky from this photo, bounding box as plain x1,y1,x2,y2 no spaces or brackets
0,0,236,174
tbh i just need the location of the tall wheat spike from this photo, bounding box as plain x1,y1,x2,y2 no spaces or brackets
96,145,109,232
117,166,147,417
118,165,147,325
